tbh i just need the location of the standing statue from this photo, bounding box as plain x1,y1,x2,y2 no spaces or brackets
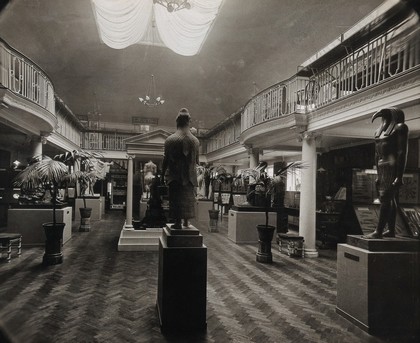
144,160,157,199
162,108,200,229
364,108,409,239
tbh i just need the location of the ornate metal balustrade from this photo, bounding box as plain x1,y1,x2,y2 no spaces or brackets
305,16,420,110
0,38,55,114
241,77,308,132
81,132,130,151
205,113,241,154
241,16,420,133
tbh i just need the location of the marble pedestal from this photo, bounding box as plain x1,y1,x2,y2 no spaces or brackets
336,235,420,335
75,197,103,221
8,206,72,246
157,225,207,333
195,199,213,222
228,209,276,243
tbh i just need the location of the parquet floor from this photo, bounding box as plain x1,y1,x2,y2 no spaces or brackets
0,211,418,343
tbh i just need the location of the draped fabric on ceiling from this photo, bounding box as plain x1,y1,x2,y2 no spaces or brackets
91,0,224,56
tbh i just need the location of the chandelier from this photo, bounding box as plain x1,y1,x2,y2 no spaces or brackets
139,74,165,107
153,0,191,12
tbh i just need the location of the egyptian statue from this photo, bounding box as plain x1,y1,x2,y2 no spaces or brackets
162,108,200,229
364,108,409,239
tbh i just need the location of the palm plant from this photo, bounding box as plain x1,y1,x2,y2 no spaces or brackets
13,155,69,226
237,161,307,228
55,150,106,208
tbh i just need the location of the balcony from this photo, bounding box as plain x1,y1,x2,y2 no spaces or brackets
0,38,56,135
241,15,420,136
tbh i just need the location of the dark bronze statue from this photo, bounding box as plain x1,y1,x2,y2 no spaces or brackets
364,108,409,239
162,108,200,229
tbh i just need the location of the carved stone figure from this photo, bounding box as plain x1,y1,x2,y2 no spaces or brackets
162,108,200,229
144,160,157,199
364,108,409,239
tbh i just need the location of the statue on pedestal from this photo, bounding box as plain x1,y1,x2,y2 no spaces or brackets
364,108,409,239
144,160,157,199
162,108,200,229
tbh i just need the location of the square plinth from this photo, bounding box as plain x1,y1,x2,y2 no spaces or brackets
346,235,420,252
336,242,420,335
163,226,203,247
228,209,276,243
157,237,207,333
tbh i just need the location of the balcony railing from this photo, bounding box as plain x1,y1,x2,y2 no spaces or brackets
241,76,308,132
241,15,420,133
0,39,55,114
81,132,130,151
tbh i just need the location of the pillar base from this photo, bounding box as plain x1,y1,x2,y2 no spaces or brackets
303,248,318,258
124,222,134,230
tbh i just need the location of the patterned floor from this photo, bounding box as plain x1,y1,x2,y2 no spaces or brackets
0,211,418,343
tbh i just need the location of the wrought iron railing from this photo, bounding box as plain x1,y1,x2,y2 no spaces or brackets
205,121,241,154
81,132,130,151
241,17,420,133
241,76,308,132
0,39,55,114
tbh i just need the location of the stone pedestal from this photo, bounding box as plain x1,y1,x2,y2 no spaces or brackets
195,199,213,222
8,206,72,246
336,235,420,335
228,209,276,243
75,197,102,221
157,225,207,333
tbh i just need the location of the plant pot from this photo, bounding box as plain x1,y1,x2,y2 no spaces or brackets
208,209,219,232
256,224,276,263
79,207,92,232
42,222,65,265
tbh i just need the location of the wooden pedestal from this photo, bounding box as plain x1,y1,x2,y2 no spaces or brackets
157,226,207,333
336,235,420,335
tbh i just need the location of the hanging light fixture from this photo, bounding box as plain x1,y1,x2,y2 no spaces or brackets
153,0,191,12
139,74,165,107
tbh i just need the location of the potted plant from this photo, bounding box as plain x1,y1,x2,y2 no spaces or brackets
56,150,106,232
237,161,306,263
13,155,69,265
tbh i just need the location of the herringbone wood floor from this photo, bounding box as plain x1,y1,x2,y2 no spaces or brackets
0,211,418,343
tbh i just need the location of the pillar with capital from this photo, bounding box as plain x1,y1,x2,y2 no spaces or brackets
248,147,259,169
125,155,134,229
298,132,319,258
31,134,48,157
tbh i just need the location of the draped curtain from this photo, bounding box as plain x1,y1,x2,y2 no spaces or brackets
91,0,224,56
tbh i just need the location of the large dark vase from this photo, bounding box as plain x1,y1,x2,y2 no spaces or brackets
42,222,65,265
79,207,92,232
256,224,276,263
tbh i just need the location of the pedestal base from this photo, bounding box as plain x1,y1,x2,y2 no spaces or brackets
228,209,276,243
157,226,207,333
337,235,420,335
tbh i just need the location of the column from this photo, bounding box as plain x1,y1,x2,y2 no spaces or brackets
125,155,134,229
249,147,259,168
31,135,44,157
299,133,318,258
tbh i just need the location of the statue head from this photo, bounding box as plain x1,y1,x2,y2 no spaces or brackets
372,107,405,137
176,108,191,128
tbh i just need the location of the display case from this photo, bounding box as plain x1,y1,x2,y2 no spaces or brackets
109,172,127,210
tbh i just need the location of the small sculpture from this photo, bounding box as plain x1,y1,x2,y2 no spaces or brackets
162,108,200,229
144,160,157,199
364,108,409,239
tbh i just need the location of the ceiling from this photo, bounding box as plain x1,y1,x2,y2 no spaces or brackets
0,0,384,130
